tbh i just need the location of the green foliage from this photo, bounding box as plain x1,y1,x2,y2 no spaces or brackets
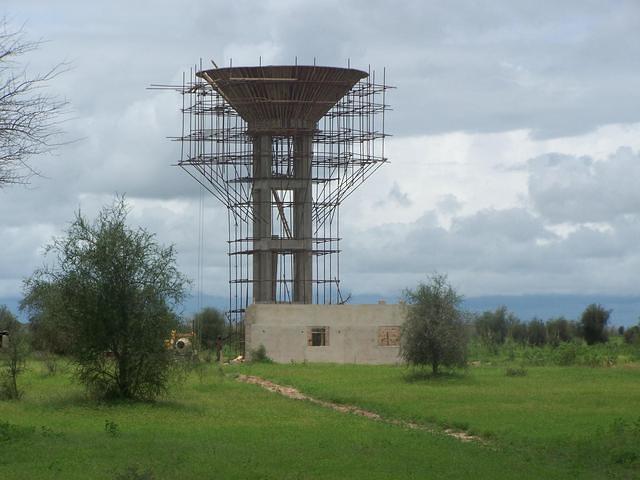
27,198,189,400
527,318,548,347
553,342,578,366
623,323,640,345
509,320,528,345
505,366,527,377
0,319,29,400
468,336,636,368
192,307,226,349
250,344,272,363
0,305,20,332
475,306,517,352
400,274,468,374
104,419,120,437
580,304,610,345
40,351,60,376
0,421,35,442
546,317,576,346
20,278,70,354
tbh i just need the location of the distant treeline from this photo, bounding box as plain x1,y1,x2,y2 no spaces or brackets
472,304,640,350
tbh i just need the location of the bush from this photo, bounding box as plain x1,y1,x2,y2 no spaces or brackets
505,366,527,377
522,347,547,366
623,324,640,345
527,319,548,347
580,304,610,345
250,344,272,363
554,342,579,366
25,198,189,400
0,318,29,400
41,351,59,376
400,274,468,375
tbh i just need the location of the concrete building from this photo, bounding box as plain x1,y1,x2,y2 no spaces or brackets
245,303,405,364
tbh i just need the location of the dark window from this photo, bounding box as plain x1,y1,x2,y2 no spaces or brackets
309,327,328,346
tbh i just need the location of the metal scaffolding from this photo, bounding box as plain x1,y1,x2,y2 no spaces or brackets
153,63,391,352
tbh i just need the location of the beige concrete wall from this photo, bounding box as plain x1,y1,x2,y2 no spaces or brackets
245,303,405,364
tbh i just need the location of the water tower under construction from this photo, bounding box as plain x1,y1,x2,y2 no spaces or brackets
158,63,391,353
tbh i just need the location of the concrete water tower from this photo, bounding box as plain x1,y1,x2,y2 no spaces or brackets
158,62,390,345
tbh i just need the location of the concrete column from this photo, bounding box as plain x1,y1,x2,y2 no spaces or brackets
252,135,275,303
293,134,313,303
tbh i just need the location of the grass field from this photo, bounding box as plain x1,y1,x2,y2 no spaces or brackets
1,359,639,479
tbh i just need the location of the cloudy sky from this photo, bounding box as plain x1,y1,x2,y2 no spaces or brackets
2,1,640,324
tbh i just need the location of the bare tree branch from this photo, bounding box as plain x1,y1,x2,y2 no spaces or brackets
0,18,69,186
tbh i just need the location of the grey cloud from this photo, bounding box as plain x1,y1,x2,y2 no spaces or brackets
341,207,640,296
436,194,462,214
387,182,412,207
10,0,640,139
528,147,640,223
3,1,640,305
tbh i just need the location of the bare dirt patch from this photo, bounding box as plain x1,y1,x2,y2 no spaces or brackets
236,374,484,443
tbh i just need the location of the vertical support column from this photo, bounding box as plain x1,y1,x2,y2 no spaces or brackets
293,134,313,303
252,135,275,303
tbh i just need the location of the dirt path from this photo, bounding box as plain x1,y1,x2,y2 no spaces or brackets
236,374,482,443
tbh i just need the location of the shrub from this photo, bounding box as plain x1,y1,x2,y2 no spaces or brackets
505,366,527,377
527,319,548,347
104,419,120,437
400,274,468,375
0,322,29,400
250,344,272,363
554,342,578,366
623,324,640,345
580,304,610,345
25,198,189,400
522,347,547,366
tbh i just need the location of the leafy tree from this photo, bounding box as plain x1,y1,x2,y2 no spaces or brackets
527,318,548,347
192,307,226,349
580,304,610,345
400,274,468,374
0,307,28,400
546,317,575,346
0,18,67,186
0,305,20,332
20,279,69,354
475,306,517,351
27,198,189,400
509,320,528,345
623,322,640,345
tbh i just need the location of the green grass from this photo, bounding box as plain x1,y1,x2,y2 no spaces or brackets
234,362,640,478
1,358,638,479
